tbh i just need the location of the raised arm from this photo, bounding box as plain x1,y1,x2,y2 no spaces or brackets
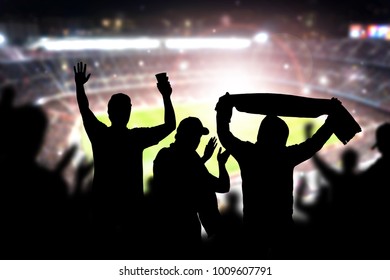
215,92,242,152
73,62,97,124
290,98,342,165
156,80,176,135
214,147,231,193
291,116,334,165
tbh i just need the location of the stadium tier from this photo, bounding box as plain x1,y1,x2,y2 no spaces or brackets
0,36,388,196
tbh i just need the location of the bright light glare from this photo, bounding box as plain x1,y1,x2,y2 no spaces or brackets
302,87,311,95
0,34,6,45
253,32,269,43
350,29,360,39
209,69,260,95
179,61,189,70
319,75,329,85
165,38,251,49
31,37,161,51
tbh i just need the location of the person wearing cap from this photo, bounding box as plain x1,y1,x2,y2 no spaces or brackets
73,62,176,259
215,92,340,259
358,122,390,259
151,116,230,259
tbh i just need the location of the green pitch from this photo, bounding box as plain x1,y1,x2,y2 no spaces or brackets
80,102,338,193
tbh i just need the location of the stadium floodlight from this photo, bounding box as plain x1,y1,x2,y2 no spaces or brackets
302,87,311,95
179,61,189,70
253,32,269,43
319,75,329,85
30,37,161,51
165,38,251,49
0,33,6,46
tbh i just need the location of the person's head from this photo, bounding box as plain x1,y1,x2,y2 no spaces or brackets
256,115,289,148
372,122,390,157
341,148,358,173
107,93,132,127
175,117,209,150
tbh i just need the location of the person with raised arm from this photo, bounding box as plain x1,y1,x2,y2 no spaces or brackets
74,61,176,259
215,92,345,259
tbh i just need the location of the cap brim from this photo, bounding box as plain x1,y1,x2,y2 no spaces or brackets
202,127,209,135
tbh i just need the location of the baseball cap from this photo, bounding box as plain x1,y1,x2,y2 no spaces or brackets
177,117,209,136
372,122,390,149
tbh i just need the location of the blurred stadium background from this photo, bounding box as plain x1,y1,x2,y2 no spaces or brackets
0,9,389,221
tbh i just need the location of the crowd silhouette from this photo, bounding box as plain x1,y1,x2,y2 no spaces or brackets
1,60,389,260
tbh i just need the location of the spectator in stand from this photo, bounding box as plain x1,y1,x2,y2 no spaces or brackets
215,93,344,259
0,84,69,259
73,61,176,259
359,122,390,259
151,117,230,259
305,122,361,259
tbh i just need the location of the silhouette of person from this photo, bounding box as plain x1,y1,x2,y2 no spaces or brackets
215,92,341,259
359,122,390,259
151,117,230,259
0,85,17,164
73,62,176,259
215,191,244,259
294,172,332,259
66,151,95,259
305,122,361,259
0,85,69,259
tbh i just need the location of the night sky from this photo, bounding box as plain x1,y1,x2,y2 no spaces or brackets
1,0,390,20
1,0,390,37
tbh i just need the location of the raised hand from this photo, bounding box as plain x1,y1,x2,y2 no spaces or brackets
157,81,172,98
215,92,233,123
74,62,91,86
329,97,343,114
217,147,230,165
215,92,232,111
202,137,217,163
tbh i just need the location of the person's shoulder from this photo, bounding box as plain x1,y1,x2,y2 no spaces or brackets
155,145,173,158
125,126,142,137
86,118,107,133
128,126,154,134
242,141,258,150
158,145,171,153
286,143,299,149
154,146,175,166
